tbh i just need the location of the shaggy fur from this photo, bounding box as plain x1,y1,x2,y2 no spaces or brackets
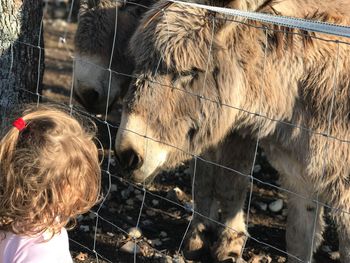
115,0,350,262
74,0,154,112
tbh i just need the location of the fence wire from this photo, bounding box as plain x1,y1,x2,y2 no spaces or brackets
10,0,350,262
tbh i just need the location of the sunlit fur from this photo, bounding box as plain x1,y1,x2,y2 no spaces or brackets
0,105,101,239
116,0,350,261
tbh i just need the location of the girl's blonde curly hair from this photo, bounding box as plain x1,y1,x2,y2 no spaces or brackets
0,104,101,237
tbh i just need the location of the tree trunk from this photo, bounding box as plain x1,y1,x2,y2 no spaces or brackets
0,0,44,129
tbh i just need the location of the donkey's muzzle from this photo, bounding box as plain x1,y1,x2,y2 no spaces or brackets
116,148,144,172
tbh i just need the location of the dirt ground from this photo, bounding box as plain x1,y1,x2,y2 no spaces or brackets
42,13,341,263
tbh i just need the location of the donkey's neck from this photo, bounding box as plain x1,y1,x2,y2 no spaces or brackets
216,24,303,140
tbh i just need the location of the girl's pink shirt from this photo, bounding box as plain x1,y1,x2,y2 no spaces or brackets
0,228,73,263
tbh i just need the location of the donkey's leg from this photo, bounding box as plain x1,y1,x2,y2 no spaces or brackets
184,149,217,260
211,174,248,262
333,204,350,262
263,144,325,263
286,192,325,263
211,134,254,262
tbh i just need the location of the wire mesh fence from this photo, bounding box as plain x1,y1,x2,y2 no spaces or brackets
9,0,350,262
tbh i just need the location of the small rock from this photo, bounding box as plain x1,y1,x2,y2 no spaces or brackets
276,215,285,221
128,227,142,239
256,201,267,211
269,199,284,213
134,189,141,195
110,157,117,167
120,241,140,254
88,212,97,219
151,238,162,246
107,232,115,237
76,215,84,222
79,225,89,232
121,189,130,199
146,210,156,216
136,194,144,201
141,219,153,226
160,231,167,238
110,184,117,192
184,202,193,212
126,199,134,206
253,164,262,173
183,168,191,174
152,199,159,206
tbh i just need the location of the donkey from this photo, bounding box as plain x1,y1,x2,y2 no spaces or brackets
74,1,256,261
115,0,350,262
74,0,154,113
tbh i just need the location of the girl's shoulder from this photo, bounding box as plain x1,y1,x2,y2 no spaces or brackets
0,228,73,263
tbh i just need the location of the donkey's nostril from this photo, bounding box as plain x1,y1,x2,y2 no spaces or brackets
81,89,100,106
116,149,143,172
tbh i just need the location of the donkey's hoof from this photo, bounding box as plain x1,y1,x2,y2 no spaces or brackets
183,223,211,261
211,230,247,262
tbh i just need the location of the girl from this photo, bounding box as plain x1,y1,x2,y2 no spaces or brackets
0,105,101,263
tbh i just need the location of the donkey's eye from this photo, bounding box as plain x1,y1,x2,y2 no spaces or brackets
179,70,194,77
173,67,201,83
180,67,201,78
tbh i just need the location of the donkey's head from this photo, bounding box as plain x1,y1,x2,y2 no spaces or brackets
74,0,154,113
115,1,249,183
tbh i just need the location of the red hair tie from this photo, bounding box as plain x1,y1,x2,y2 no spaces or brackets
13,118,26,131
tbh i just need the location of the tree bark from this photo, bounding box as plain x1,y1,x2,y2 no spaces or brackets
0,0,44,129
